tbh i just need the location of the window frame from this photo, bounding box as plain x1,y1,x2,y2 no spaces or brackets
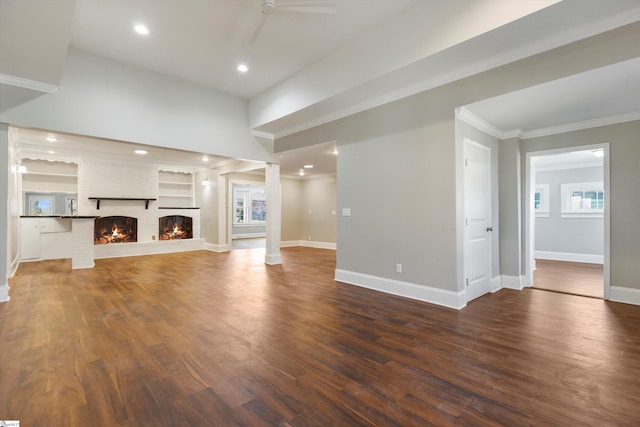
534,184,550,218
232,184,266,226
560,181,604,218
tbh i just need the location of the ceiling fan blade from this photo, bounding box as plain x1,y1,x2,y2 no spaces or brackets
277,1,336,13
250,14,269,44
277,1,336,6
278,6,336,14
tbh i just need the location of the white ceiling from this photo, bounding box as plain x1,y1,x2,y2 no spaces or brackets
70,0,420,99
464,57,640,135
3,0,640,178
14,127,335,178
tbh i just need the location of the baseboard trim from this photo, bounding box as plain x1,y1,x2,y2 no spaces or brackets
534,250,603,264
280,240,302,248
491,276,502,293
0,284,8,303
232,232,266,239
335,269,465,310
265,253,282,265
502,275,526,290
205,242,231,252
281,240,336,250
609,286,640,307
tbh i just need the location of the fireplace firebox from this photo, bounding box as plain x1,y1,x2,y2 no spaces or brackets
159,215,193,240
95,216,137,244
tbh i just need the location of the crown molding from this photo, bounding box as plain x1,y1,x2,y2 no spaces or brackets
0,73,59,93
456,107,515,139
520,111,640,139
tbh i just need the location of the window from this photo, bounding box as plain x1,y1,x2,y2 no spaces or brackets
534,184,550,217
233,184,266,225
561,182,604,218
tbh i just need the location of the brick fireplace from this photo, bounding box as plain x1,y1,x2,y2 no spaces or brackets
94,216,137,244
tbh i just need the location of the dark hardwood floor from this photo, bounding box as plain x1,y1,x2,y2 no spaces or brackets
533,259,603,298
1,248,640,426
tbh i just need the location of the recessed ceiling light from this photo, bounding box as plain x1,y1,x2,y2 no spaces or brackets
48,150,55,154
332,148,338,155
237,64,249,73
134,149,148,155
303,164,314,169
46,136,57,142
202,155,209,162
134,24,149,35
298,169,305,176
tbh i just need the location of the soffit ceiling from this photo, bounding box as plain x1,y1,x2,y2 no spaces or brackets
464,57,640,136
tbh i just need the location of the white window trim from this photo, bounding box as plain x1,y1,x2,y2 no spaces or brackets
232,184,266,225
561,181,604,218
534,184,550,218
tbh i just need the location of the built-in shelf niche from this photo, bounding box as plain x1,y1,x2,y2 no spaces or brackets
21,159,78,215
158,170,194,208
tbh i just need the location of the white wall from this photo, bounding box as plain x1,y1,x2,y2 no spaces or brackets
0,48,273,163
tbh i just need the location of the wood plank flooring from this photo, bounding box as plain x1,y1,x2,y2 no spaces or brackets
2,248,640,426
533,259,603,298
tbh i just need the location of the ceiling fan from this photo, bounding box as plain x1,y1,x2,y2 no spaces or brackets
250,0,337,44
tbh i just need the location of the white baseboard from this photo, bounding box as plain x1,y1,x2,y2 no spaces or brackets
94,238,206,259
534,250,603,264
232,232,266,239
281,240,336,250
491,276,502,293
335,269,466,310
502,275,526,290
0,284,8,303
205,242,231,252
609,286,640,307
280,240,301,248
265,253,282,265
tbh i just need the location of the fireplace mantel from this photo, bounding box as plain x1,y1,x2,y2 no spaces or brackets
89,197,156,210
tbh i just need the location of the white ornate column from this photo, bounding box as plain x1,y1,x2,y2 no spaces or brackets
264,163,281,265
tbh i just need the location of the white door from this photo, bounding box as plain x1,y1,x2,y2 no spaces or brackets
464,140,492,302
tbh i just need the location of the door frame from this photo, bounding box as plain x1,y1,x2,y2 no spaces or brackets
463,138,493,303
524,143,610,299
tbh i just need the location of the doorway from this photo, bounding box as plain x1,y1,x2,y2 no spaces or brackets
525,144,609,299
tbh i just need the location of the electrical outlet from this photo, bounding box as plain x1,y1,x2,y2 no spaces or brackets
396,263,402,273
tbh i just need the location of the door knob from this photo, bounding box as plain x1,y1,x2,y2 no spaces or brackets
486,226,493,232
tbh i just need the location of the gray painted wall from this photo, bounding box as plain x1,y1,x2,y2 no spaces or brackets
301,176,337,244
535,166,604,256
281,178,303,242
275,23,640,298
498,138,522,277
521,120,640,290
